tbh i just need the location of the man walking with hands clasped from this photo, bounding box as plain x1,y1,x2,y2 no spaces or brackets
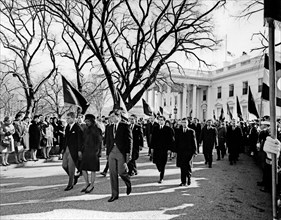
105,109,133,202
175,118,197,186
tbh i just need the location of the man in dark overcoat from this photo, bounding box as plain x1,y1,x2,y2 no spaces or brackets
189,118,201,153
151,115,174,183
105,109,133,202
175,118,197,186
226,119,243,165
128,114,143,176
62,112,83,191
145,115,158,160
200,119,218,168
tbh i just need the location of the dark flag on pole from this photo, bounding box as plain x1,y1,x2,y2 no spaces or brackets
236,96,243,121
142,99,153,116
226,103,233,120
262,54,281,106
115,90,129,121
264,0,281,28
219,108,225,122
61,75,89,114
159,107,164,116
248,86,259,119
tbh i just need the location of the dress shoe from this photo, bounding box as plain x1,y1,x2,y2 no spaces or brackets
100,172,107,177
158,179,163,184
126,184,132,195
23,159,27,162
81,183,90,193
187,178,191,185
2,163,7,166
64,185,73,191
73,175,80,185
179,183,186,186
108,196,119,202
209,164,212,168
85,185,95,193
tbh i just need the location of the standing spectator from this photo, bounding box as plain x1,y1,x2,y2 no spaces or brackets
217,121,227,160
0,116,15,166
128,114,143,176
45,116,54,159
248,121,259,160
105,109,132,202
52,117,59,148
13,112,25,163
80,114,103,193
22,116,31,162
165,120,175,160
200,119,218,168
151,115,174,183
175,118,197,186
226,119,243,165
62,112,83,191
58,119,66,160
38,115,47,159
257,121,271,192
29,115,41,161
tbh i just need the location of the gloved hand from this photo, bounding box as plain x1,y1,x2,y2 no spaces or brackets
264,136,281,159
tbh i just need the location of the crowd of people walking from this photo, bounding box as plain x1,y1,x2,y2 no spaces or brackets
1,109,281,202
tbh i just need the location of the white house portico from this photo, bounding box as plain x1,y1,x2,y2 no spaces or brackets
140,54,281,121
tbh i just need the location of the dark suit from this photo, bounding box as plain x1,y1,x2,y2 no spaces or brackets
151,125,174,181
105,122,133,198
175,126,197,184
200,126,218,167
145,121,159,156
62,123,83,187
128,124,143,175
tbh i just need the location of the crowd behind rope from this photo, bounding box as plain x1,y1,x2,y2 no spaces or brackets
1,110,281,201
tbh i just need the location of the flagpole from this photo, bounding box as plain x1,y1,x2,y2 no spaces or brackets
267,17,277,220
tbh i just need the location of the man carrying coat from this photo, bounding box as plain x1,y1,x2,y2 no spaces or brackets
62,112,83,191
175,118,197,186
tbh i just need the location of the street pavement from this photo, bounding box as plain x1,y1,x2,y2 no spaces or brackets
0,147,272,220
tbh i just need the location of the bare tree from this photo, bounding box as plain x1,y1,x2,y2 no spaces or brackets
237,0,280,53
37,0,225,110
0,0,57,116
38,72,74,118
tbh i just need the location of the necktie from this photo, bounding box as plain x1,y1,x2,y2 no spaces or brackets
114,124,117,137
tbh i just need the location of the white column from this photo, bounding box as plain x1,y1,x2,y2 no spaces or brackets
157,87,163,111
171,93,175,119
145,90,149,102
182,84,187,118
192,84,197,118
152,88,156,112
207,86,212,120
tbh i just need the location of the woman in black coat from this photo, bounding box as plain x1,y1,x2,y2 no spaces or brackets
29,115,41,161
80,114,103,193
